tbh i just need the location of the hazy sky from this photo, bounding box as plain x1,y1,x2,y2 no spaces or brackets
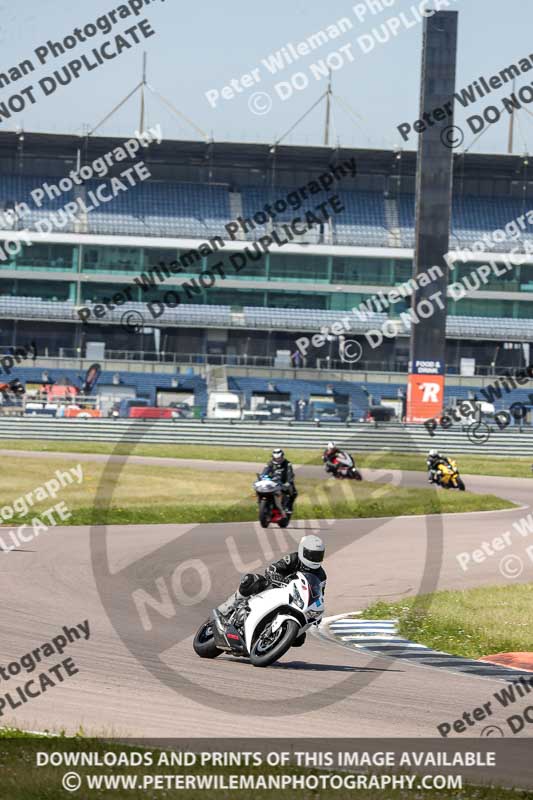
0,0,532,155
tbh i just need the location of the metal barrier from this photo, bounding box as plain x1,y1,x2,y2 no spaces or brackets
0,417,530,457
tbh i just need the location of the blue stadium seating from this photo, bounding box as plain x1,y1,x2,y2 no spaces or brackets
241,187,390,246
1,296,532,341
0,175,76,232
398,193,533,251
84,180,231,238
3,171,532,252
10,366,529,419
332,190,390,247
229,376,387,419
12,366,206,409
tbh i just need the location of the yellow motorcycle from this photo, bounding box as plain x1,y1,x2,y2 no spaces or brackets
435,459,465,491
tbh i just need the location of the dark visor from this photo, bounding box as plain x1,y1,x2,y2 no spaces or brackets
303,547,324,564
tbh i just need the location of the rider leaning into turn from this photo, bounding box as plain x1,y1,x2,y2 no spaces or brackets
426,449,452,484
263,448,298,517
214,535,327,641
322,441,340,473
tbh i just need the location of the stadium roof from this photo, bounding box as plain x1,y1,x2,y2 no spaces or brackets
0,131,531,192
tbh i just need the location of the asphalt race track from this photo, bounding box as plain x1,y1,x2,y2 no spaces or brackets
1,449,532,738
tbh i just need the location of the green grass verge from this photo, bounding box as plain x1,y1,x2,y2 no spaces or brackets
55,490,513,526
0,734,527,799
0,439,531,478
363,584,533,660
0,455,514,527
0,439,314,463
34,494,513,526
0,727,51,739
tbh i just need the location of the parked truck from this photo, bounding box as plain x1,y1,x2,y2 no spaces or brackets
207,391,241,420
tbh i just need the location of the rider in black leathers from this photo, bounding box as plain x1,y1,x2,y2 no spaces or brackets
263,448,298,516
213,535,327,643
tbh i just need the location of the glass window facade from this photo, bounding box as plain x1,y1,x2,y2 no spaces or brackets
0,278,71,300
268,254,329,283
83,246,142,273
1,243,533,318
204,250,267,281
0,243,75,271
332,257,394,285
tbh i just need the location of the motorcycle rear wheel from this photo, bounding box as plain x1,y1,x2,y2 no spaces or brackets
250,618,299,667
193,620,222,658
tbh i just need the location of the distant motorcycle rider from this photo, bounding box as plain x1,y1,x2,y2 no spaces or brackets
214,535,326,635
427,449,452,484
263,448,298,517
322,441,340,473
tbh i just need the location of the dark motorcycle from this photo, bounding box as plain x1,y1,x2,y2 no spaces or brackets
253,473,290,528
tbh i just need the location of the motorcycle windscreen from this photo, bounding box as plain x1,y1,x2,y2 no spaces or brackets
302,572,323,600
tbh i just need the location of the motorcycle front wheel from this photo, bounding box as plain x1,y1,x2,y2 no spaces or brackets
259,498,271,528
193,620,222,659
456,477,466,491
250,618,300,667
350,468,363,481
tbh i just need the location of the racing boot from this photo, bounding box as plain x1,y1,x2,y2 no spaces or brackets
213,591,240,629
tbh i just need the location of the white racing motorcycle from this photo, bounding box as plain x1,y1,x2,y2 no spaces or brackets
253,473,290,528
326,451,362,481
193,571,325,667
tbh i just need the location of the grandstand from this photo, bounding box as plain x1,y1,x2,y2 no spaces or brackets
0,131,532,389
6,363,532,422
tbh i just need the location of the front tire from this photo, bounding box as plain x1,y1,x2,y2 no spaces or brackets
456,477,466,491
351,469,363,481
193,620,222,659
250,618,300,667
259,498,271,528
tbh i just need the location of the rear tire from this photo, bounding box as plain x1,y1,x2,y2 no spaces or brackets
193,620,222,659
250,618,300,667
278,516,289,528
259,499,271,529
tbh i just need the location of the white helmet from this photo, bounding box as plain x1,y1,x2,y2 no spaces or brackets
428,449,438,457
326,441,336,452
298,535,325,570
272,448,284,463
